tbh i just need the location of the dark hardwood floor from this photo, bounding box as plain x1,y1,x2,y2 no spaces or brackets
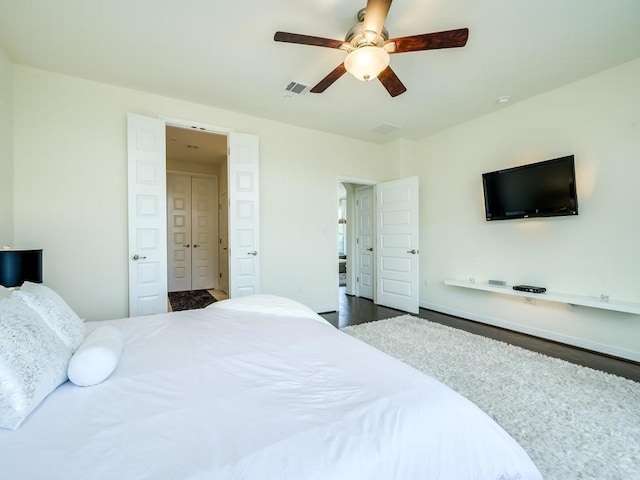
320,288,640,383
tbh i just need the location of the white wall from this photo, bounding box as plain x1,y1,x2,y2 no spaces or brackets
167,159,220,176
12,66,386,320
0,47,13,245
403,58,640,360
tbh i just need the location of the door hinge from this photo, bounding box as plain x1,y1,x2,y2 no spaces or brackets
356,238,359,244
356,276,359,283
227,147,230,156
356,200,359,206
219,238,222,244
219,272,222,278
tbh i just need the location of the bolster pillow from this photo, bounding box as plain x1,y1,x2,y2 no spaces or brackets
67,326,124,387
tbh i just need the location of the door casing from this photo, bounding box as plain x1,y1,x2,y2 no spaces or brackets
335,176,420,315
127,113,260,316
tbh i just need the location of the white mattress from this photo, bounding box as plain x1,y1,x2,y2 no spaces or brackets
0,297,541,479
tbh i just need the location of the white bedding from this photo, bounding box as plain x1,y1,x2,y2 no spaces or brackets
0,297,541,479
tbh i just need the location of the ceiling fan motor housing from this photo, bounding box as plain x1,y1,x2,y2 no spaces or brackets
345,8,389,47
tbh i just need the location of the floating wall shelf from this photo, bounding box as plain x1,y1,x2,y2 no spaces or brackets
444,280,640,315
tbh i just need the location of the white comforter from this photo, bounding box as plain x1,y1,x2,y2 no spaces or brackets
0,296,541,479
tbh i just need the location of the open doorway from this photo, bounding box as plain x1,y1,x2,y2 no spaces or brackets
165,126,229,309
337,180,375,322
128,113,261,316
334,176,421,321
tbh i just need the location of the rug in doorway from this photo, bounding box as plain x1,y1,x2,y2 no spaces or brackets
168,290,217,311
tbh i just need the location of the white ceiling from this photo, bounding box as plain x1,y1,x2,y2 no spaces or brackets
1,0,639,144
166,126,226,166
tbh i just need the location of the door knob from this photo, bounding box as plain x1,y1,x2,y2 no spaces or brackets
406,249,418,254
193,244,200,248
131,254,147,261
183,244,190,248
366,247,373,252
248,251,258,256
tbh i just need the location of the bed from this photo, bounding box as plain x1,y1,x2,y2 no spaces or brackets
0,290,541,479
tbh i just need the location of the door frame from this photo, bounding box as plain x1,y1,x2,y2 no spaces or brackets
163,116,230,298
128,114,238,315
335,176,376,312
161,117,260,301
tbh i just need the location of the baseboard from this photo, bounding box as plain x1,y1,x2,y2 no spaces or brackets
420,301,640,363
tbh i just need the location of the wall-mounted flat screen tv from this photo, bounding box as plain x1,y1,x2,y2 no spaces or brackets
482,155,578,221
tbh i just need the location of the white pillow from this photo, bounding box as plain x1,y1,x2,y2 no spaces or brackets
0,298,71,430
12,281,85,351
0,285,9,299
68,326,123,387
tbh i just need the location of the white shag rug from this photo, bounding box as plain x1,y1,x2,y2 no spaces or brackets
342,315,640,480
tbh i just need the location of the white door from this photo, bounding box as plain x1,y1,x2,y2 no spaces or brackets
167,174,192,292
191,176,218,290
356,186,374,300
228,133,260,297
219,191,229,294
375,177,419,314
127,113,168,316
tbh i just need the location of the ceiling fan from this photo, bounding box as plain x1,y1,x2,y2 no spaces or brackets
274,0,469,97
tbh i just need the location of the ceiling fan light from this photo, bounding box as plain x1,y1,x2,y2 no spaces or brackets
344,46,390,82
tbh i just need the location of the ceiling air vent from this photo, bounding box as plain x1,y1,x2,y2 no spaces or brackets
371,123,401,134
285,81,310,96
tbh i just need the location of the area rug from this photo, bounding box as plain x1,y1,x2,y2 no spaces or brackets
342,315,640,480
168,290,217,311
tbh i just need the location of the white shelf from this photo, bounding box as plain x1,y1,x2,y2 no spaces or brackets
444,280,640,315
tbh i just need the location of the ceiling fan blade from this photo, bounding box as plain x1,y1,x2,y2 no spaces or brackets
363,0,392,40
310,63,347,93
386,28,469,54
378,66,406,97
274,31,347,50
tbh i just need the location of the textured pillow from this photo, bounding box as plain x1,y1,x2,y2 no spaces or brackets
0,298,71,430
68,326,123,387
12,282,85,351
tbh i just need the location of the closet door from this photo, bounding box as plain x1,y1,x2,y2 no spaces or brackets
219,191,229,294
191,176,217,290
167,174,192,292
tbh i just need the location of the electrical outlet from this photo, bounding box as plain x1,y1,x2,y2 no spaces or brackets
600,294,610,303
523,297,536,305
469,277,476,284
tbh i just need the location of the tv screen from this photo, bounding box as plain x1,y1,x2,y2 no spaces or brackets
482,155,578,221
